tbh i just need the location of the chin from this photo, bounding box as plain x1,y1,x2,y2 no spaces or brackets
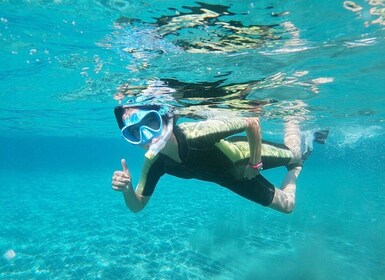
143,141,156,149
142,143,151,149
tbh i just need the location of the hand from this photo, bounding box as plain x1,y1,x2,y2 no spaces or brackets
244,164,260,179
112,159,132,192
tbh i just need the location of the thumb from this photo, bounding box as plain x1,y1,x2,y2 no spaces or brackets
121,159,130,175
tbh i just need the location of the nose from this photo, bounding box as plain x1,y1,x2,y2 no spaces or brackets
141,127,153,140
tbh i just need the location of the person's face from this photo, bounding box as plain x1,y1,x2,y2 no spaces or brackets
121,107,165,148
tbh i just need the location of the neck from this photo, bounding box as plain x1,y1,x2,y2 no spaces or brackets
159,132,181,163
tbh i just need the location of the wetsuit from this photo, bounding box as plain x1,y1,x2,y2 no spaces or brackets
136,119,293,206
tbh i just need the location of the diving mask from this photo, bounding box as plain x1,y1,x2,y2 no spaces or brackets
121,110,163,145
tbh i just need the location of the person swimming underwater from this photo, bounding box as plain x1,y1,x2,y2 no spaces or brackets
111,103,328,213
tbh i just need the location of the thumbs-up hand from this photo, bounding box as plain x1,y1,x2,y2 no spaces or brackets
112,159,132,192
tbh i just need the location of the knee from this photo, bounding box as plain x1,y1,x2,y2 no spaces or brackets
281,202,295,214
268,189,296,214
272,201,295,214
282,194,296,213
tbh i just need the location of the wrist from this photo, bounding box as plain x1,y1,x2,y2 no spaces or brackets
248,161,263,171
122,183,133,193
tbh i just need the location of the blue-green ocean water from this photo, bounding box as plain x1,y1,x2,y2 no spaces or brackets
1,1,385,279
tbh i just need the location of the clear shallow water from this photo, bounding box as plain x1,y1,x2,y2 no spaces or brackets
1,0,385,279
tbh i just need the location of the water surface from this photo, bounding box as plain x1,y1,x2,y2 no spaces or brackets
1,0,385,279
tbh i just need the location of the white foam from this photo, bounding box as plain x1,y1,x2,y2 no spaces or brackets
337,125,383,147
301,130,315,154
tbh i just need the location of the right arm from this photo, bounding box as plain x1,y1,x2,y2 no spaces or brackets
122,187,150,213
112,159,151,213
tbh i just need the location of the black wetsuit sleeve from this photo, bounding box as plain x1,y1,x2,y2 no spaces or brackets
136,156,166,196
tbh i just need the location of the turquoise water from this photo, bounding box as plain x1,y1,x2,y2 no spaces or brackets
1,0,385,279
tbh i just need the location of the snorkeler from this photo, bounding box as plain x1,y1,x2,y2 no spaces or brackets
111,103,327,214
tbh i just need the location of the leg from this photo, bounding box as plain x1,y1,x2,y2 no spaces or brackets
268,166,301,213
284,121,302,165
269,121,302,213
220,175,275,207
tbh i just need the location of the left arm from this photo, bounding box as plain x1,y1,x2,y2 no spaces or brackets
245,117,262,166
244,117,262,179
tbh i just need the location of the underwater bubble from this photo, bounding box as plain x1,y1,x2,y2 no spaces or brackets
3,249,16,261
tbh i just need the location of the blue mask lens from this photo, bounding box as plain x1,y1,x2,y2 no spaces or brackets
121,110,163,145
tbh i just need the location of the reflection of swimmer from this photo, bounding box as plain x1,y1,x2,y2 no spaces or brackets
115,2,284,54
111,103,327,213
115,78,278,113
